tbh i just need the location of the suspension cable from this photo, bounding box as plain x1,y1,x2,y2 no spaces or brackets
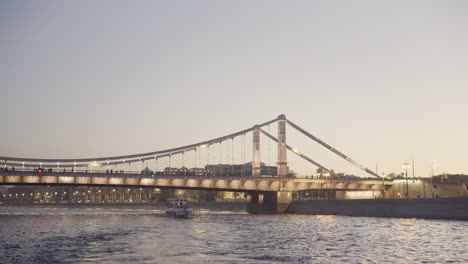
286,119,381,178
259,128,334,176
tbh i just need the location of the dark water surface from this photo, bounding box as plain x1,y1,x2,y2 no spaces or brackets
0,206,467,263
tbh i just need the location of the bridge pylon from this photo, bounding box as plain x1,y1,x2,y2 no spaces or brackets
277,114,289,178
252,125,261,177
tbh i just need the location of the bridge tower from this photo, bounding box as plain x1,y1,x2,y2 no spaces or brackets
277,114,289,177
252,125,261,177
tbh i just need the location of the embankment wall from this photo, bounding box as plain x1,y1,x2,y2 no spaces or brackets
287,198,468,220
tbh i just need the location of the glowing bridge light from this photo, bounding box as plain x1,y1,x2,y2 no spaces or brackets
88,161,102,167
291,148,301,155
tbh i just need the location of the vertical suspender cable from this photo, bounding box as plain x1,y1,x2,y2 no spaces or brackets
194,148,197,169
241,134,243,177
207,144,210,175
219,141,222,176
155,156,158,173
267,124,270,175
169,153,172,171
240,135,243,177
231,138,234,176
225,140,228,176
182,151,184,169
242,134,246,177
226,139,229,176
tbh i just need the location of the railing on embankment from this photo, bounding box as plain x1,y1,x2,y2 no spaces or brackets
287,198,468,220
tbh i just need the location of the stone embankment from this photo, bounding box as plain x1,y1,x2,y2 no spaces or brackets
287,198,468,220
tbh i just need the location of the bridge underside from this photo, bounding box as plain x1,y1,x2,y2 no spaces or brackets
246,191,293,214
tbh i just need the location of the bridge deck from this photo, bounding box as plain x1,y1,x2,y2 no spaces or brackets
0,171,391,192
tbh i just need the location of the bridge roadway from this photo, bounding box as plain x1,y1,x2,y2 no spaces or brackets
0,171,391,192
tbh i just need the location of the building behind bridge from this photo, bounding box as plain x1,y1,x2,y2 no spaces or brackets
154,162,282,177
204,162,278,177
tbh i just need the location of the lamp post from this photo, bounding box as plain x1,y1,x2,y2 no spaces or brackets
382,172,385,199
430,160,437,198
323,173,331,200
403,163,411,199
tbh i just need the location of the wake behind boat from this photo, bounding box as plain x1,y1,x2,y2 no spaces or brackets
165,197,194,218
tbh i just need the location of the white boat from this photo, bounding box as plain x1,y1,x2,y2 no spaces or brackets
165,197,194,217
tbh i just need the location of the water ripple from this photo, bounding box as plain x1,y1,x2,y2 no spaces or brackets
0,207,467,263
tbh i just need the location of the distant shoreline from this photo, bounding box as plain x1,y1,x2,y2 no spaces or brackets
0,201,248,211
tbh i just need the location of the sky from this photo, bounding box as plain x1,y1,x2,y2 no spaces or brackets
1,1,467,177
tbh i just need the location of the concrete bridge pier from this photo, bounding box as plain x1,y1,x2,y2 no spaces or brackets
246,191,292,214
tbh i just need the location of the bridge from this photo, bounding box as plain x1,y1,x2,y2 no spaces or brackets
1,115,391,213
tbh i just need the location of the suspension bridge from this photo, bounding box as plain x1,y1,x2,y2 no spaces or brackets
0,115,391,213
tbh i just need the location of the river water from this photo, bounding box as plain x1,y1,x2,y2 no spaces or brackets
0,206,466,264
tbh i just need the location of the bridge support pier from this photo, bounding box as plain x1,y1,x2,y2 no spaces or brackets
246,191,292,214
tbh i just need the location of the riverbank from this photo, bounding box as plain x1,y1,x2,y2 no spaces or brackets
3,198,467,220
287,197,468,220
0,201,248,212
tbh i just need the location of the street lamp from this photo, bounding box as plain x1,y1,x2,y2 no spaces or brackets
381,172,386,199
430,160,437,198
403,163,411,199
323,173,331,200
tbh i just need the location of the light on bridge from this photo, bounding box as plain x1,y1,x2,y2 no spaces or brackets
88,161,102,167
291,148,301,155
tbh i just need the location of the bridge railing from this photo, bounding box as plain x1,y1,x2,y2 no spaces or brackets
0,169,289,180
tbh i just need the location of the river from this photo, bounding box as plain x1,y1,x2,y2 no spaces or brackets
0,206,466,263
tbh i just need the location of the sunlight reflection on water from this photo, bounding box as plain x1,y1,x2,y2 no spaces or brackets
0,206,467,263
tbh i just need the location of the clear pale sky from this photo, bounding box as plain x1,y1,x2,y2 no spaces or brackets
1,1,467,177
